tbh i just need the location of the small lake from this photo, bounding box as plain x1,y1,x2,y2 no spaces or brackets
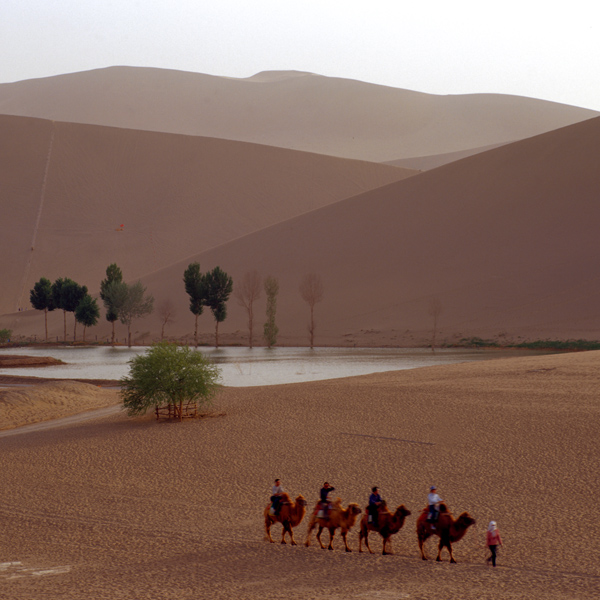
0,346,552,387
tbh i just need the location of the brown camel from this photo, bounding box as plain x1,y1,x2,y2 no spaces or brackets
305,498,362,552
416,503,476,563
264,492,307,545
358,501,412,555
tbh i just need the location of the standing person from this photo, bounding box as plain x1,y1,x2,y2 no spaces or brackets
319,482,335,519
368,486,383,526
270,478,284,516
427,485,443,529
486,521,503,567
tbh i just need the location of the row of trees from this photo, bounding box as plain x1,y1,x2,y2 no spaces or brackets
30,265,154,346
29,262,325,348
30,277,99,342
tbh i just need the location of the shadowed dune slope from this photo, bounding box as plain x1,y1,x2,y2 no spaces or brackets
0,67,598,162
0,114,415,316
118,115,600,347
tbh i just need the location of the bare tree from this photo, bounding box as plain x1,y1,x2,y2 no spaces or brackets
158,299,176,340
428,297,443,352
299,273,324,349
234,270,262,348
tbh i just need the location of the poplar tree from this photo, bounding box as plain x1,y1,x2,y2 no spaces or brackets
204,266,233,348
52,278,87,342
183,262,206,346
30,277,55,341
263,275,279,348
299,273,324,349
100,263,123,345
234,270,262,348
75,294,100,342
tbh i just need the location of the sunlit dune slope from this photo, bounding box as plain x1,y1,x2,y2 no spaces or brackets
0,67,597,162
0,114,415,315
122,116,600,346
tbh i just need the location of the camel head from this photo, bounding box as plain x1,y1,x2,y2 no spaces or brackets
348,503,362,516
394,505,411,518
296,495,307,508
457,512,476,528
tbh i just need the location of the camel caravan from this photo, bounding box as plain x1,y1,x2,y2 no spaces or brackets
264,481,477,563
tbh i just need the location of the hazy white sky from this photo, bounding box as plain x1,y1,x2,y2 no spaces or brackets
2,0,599,110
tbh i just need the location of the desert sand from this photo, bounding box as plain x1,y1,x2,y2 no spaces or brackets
1,350,599,599
0,113,415,317
3,114,600,347
0,380,119,430
2,70,600,347
1,67,597,161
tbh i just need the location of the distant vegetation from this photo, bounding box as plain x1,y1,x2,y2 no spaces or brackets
0,328,12,343
450,337,600,351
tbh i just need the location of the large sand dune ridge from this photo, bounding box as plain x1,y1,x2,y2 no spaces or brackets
0,114,414,316
1,67,598,161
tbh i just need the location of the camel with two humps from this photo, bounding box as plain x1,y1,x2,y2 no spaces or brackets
358,501,411,555
416,503,476,563
264,493,307,545
305,498,362,552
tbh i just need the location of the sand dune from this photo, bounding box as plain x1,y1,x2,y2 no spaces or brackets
384,142,512,171
1,351,598,598
0,380,119,430
0,114,414,316
41,114,596,348
1,67,597,161
4,116,600,346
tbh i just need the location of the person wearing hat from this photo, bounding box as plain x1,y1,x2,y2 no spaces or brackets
427,485,443,529
486,521,503,567
367,486,383,526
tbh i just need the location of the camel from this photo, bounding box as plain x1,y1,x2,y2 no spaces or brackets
358,501,411,555
305,498,362,552
416,503,476,563
264,492,307,545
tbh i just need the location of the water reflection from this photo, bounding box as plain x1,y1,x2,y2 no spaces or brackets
0,346,551,387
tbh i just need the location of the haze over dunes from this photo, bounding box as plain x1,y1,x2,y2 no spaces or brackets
0,67,597,162
1,68,600,346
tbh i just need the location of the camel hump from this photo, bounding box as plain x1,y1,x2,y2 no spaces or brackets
279,492,292,503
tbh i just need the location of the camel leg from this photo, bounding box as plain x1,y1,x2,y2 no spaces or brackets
280,523,287,544
316,526,326,549
448,543,456,564
363,530,373,554
418,535,428,560
327,528,335,551
305,520,315,547
342,530,351,553
382,536,391,555
288,525,297,546
265,518,274,543
436,538,447,561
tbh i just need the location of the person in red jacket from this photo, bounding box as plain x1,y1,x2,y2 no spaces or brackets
486,521,503,567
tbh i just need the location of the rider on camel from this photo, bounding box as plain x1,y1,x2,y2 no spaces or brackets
270,478,284,516
427,485,443,530
319,482,335,519
368,486,383,526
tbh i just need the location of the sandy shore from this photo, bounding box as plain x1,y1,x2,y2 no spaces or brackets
1,351,599,599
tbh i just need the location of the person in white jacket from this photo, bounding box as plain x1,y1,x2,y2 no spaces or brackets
427,485,443,529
